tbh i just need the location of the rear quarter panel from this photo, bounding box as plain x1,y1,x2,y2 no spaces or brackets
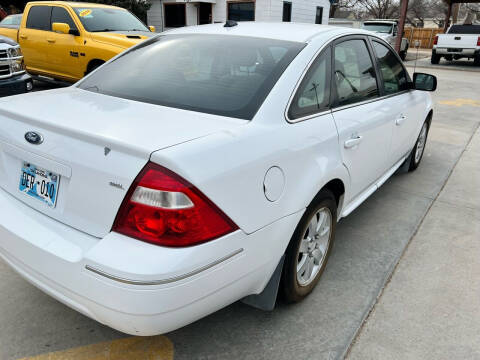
0,27,19,42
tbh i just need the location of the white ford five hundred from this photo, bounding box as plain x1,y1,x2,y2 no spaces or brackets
0,22,436,335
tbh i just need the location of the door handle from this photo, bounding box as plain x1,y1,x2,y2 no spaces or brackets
19,34,27,40
344,135,363,149
395,115,407,126
46,38,56,43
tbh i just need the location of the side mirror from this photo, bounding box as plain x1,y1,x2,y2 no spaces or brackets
52,22,70,35
149,25,156,32
412,72,437,91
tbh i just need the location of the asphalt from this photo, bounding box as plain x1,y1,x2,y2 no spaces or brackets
1,67,479,360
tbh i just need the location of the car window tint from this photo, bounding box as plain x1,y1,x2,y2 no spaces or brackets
334,39,378,107
26,6,51,31
79,34,305,120
372,41,408,95
51,7,78,31
289,47,331,120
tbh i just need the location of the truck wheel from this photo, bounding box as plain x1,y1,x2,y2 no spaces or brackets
431,53,440,64
474,55,480,66
85,60,105,76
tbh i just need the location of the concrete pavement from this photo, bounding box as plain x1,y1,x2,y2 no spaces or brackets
0,68,479,360
348,125,480,360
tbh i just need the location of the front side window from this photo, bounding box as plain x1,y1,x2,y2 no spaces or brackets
372,41,408,95
26,6,51,31
78,34,304,120
72,7,148,32
334,39,378,107
289,47,331,120
228,2,255,21
51,7,78,31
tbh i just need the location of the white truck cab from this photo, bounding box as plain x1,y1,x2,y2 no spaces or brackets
362,20,409,60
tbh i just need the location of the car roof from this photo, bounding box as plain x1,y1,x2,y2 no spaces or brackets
165,22,373,43
27,1,121,9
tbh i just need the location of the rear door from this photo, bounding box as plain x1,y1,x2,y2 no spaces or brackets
370,38,423,165
331,36,392,200
18,5,51,73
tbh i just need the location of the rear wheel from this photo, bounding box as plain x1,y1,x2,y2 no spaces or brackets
474,55,480,66
281,189,336,303
408,121,429,172
431,53,440,64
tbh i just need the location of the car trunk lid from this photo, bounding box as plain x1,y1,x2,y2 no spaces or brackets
0,87,245,238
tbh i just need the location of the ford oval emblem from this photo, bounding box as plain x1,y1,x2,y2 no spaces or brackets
24,131,43,145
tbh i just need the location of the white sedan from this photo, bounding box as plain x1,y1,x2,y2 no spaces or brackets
0,22,436,335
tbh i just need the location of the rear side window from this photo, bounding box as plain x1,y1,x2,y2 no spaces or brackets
334,39,379,107
51,7,78,31
372,41,408,95
26,6,51,31
289,47,331,120
78,34,304,120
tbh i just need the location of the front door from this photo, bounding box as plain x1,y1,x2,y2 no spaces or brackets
370,39,425,164
47,6,85,80
198,3,212,25
331,37,392,200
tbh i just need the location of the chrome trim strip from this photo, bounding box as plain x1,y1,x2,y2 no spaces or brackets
85,248,244,286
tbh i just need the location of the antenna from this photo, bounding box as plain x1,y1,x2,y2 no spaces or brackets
413,39,420,73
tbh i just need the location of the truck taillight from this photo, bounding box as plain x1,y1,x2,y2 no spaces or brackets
433,35,438,45
112,162,238,247
477,36,480,46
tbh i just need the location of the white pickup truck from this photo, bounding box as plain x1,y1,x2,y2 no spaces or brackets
432,24,480,65
362,20,409,60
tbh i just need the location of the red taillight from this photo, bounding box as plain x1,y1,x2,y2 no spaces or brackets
477,36,480,46
112,162,238,247
433,35,438,45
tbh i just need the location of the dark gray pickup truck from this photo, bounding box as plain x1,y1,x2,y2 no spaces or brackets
0,34,33,97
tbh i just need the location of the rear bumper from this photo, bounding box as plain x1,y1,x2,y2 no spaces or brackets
0,187,302,335
433,47,477,56
0,73,32,97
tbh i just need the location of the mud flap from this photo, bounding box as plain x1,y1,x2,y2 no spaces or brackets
241,255,285,311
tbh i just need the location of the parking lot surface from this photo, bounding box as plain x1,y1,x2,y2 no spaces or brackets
1,67,479,360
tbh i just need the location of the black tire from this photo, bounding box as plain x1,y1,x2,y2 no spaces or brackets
431,53,440,64
400,51,407,61
408,121,429,172
281,189,337,303
474,55,480,66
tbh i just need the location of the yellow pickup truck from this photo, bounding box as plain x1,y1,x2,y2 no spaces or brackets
0,1,155,82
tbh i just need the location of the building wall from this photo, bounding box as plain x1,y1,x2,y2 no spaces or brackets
147,0,330,31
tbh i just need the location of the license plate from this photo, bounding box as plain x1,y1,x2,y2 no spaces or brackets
447,48,462,52
19,162,60,208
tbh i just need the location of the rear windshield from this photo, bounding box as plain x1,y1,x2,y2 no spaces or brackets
447,25,480,34
0,14,22,26
362,23,393,33
78,34,305,120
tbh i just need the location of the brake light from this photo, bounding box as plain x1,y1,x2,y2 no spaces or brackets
477,36,480,46
112,162,238,247
433,35,438,45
